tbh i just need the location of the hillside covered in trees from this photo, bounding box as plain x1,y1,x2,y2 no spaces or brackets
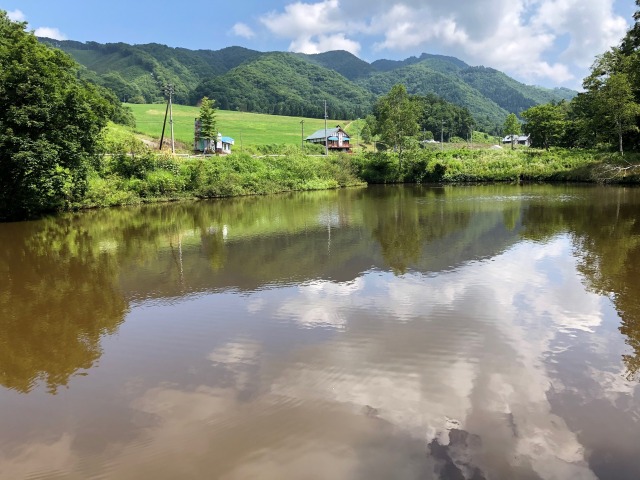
39,38,575,134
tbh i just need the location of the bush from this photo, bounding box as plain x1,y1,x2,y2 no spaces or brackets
144,170,185,195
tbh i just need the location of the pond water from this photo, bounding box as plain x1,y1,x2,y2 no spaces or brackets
1,184,639,480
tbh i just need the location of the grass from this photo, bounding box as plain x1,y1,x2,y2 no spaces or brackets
352,147,640,184
126,103,351,149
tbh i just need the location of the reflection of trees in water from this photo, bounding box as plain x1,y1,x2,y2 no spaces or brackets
364,187,510,275
0,218,128,394
521,188,640,381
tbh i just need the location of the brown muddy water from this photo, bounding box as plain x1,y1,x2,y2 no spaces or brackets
1,184,639,480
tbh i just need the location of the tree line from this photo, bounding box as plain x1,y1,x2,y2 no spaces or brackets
366,85,476,161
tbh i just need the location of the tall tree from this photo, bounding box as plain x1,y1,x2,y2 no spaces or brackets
503,113,521,150
0,11,111,220
521,103,566,150
595,73,640,155
198,96,217,153
579,48,640,154
373,84,419,166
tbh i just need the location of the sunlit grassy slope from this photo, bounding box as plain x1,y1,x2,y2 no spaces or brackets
127,104,349,147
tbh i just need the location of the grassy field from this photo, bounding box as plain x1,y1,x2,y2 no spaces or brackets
127,104,351,149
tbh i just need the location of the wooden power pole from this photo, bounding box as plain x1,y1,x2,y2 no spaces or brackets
324,100,328,156
159,84,175,153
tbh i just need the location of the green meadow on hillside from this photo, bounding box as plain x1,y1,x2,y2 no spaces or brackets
127,104,350,148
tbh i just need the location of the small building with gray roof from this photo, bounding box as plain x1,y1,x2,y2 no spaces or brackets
305,125,351,152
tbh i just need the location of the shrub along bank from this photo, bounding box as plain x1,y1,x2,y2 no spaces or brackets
55,128,640,212
78,138,365,209
351,148,640,185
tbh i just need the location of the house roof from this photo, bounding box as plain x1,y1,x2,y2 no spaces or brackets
305,126,351,141
502,134,530,142
221,136,234,144
306,127,340,141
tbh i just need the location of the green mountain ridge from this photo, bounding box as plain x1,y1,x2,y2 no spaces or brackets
38,38,576,133
190,52,374,119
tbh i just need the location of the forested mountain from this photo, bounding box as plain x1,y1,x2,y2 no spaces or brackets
39,39,265,104
371,52,469,73
458,66,575,114
191,53,374,118
38,38,575,132
296,50,375,80
360,62,510,133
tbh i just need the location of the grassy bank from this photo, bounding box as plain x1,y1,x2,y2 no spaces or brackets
79,126,640,211
81,136,364,209
352,148,640,184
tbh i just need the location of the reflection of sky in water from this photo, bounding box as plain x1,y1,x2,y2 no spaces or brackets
2,235,639,480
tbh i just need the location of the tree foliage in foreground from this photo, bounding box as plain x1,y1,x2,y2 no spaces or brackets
0,11,112,220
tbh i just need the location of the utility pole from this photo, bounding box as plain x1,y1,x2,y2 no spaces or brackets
324,100,328,156
168,84,175,154
441,119,444,151
160,84,175,153
159,98,169,150
300,119,304,152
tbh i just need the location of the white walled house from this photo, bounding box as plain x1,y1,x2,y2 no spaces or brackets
194,119,234,154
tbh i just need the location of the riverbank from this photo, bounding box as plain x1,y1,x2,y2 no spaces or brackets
354,148,640,184
78,147,365,210
72,146,640,211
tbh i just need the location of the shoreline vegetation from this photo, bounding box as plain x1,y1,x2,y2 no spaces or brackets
75,122,640,213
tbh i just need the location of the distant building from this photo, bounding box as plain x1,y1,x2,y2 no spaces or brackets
305,125,351,152
501,134,531,147
194,119,234,154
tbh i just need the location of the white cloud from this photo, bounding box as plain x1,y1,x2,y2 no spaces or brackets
261,0,362,55
532,0,629,68
34,27,67,40
231,22,255,39
259,0,630,86
5,10,68,42
290,33,361,55
7,9,26,22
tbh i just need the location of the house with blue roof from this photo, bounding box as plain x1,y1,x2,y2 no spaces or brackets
194,119,234,154
305,125,351,153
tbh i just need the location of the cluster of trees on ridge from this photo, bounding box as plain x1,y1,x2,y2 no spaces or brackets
365,86,476,157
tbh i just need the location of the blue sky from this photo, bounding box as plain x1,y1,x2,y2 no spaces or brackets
3,0,636,89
